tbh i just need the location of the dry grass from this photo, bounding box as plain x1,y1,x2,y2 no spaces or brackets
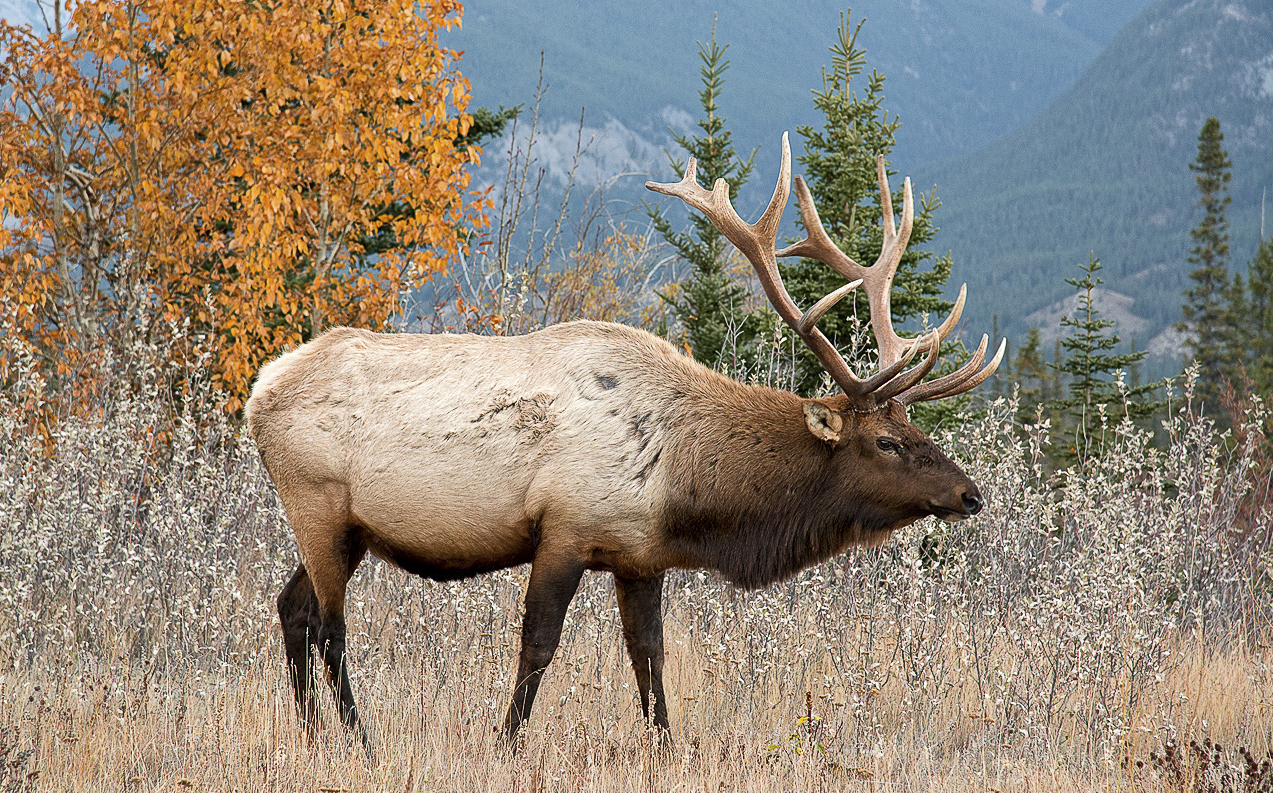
3,600,1269,792
1,346,1271,791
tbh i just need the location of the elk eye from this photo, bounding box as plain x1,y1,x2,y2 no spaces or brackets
876,437,902,453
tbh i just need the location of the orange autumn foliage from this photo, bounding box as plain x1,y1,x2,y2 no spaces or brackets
0,0,486,413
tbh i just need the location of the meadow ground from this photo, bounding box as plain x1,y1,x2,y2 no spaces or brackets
1,368,1270,792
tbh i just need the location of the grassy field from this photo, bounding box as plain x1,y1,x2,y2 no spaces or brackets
1,361,1270,791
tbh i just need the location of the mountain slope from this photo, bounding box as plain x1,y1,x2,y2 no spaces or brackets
448,0,1156,181
916,0,1273,360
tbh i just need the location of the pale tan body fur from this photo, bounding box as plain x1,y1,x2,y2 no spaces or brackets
247,321,724,612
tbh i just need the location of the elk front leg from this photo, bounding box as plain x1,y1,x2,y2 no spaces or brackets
615,573,671,742
502,553,585,746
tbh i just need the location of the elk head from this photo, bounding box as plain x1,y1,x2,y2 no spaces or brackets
648,133,1005,526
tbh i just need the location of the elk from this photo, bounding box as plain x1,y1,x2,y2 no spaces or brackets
245,133,1004,750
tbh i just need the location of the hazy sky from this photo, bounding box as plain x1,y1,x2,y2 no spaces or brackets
1,0,44,28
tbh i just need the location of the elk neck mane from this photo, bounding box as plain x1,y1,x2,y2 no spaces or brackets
656,379,903,589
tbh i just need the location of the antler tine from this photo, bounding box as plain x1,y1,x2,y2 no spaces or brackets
877,156,912,274
872,331,943,402
853,330,925,392
869,157,914,368
646,134,791,309
647,133,792,256
862,158,969,372
775,174,865,280
880,163,971,363
935,284,968,340
775,160,918,369
646,133,871,397
871,283,970,401
896,336,1007,406
798,279,863,336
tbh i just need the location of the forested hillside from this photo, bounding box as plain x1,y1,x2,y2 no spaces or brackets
448,0,1155,188
918,0,1273,362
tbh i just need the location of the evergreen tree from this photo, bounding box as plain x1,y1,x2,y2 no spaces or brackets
1179,116,1235,409
457,105,519,154
1012,327,1051,423
360,105,519,262
1049,339,1064,404
1051,254,1160,461
647,19,760,371
1223,271,1251,372
779,11,954,401
1246,237,1273,394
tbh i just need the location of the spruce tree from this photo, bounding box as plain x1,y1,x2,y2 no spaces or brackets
1246,237,1273,394
1051,254,1159,461
647,19,760,371
1050,339,1064,404
1012,327,1050,423
779,12,954,400
1223,271,1251,372
1179,116,1235,409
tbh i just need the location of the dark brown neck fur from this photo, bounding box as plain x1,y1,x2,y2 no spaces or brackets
659,385,911,589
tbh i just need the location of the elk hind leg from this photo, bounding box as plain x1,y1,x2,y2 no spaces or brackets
311,535,369,752
278,564,322,738
278,486,370,753
615,573,671,743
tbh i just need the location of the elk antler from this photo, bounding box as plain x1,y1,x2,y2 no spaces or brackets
775,160,958,369
646,133,1003,407
778,154,1005,405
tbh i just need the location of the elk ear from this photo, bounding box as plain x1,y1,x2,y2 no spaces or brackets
803,401,844,443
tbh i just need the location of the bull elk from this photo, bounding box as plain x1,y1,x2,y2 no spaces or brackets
246,133,1004,750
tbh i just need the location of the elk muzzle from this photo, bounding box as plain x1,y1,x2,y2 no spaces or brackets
961,489,984,515
929,479,984,522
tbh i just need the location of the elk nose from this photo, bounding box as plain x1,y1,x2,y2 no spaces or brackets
961,491,984,515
